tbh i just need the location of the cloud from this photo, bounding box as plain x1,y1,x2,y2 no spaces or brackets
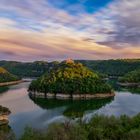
0,18,16,29
94,0,140,47
0,0,139,61
0,26,139,61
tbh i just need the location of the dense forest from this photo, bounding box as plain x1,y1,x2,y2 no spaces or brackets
29,60,112,95
76,59,140,76
0,67,20,83
0,61,53,77
19,113,140,140
119,69,140,83
0,59,140,77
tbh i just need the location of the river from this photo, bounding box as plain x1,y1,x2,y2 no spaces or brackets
0,81,140,138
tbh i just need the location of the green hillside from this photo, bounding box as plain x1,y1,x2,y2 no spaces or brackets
0,67,20,83
29,60,112,95
119,69,140,83
0,59,140,78
0,60,58,77
76,59,140,76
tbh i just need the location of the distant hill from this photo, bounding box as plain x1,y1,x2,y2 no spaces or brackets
0,59,140,77
0,60,58,77
76,59,140,76
119,69,140,83
0,67,20,83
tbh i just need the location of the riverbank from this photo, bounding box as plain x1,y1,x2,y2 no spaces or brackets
0,80,24,87
118,82,140,87
29,92,115,100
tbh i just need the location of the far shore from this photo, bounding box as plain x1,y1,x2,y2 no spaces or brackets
29,92,115,100
0,80,24,87
117,82,140,87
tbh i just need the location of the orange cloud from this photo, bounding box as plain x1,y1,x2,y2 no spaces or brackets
0,17,139,61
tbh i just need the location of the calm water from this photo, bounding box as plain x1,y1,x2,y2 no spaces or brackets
0,81,140,137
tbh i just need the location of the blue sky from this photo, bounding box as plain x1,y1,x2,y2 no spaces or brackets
47,0,113,14
0,0,139,61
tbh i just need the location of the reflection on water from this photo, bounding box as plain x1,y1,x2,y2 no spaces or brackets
84,91,140,120
0,81,140,137
63,99,112,118
0,86,9,94
0,82,66,137
31,97,113,118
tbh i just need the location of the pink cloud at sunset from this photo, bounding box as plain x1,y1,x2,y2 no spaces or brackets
0,0,139,61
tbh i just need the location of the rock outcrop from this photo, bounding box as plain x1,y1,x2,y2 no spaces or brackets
0,106,11,126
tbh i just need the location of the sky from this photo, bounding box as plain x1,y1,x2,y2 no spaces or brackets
0,0,140,61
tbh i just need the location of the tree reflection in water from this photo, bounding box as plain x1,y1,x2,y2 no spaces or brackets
30,97,114,118
0,86,9,94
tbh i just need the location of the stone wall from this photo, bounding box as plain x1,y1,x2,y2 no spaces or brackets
29,92,115,100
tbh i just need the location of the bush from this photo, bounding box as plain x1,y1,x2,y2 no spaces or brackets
20,114,140,140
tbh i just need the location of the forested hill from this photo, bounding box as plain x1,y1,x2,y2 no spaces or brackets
0,61,59,77
0,67,20,83
29,60,112,95
76,59,140,76
0,59,140,77
119,69,140,83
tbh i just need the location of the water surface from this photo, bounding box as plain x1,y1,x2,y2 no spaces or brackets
0,81,140,137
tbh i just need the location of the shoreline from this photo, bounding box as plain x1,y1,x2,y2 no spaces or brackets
29,92,115,100
0,116,9,126
0,80,24,87
117,82,140,87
